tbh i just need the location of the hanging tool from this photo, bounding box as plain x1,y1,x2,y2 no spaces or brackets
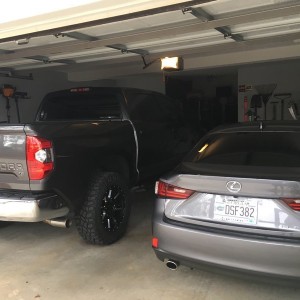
254,84,277,120
14,92,29,123
1,85,15,123
274,93,292,120
250,94,262,121
270,101,279,120
0,85,29,123
287,100,299,120
244,96,249,122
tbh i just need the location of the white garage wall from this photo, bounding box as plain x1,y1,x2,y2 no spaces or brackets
0,71,116,123
238,60,300,122
0,71,164,123
3,59,298,125
0,71,70,123
192,73,238,97
116,74,165,93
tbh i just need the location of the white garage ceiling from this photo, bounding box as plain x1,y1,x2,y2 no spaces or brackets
0,0,300,80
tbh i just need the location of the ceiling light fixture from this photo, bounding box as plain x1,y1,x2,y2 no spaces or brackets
161,57,184,71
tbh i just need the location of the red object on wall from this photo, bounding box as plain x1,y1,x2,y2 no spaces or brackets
244,96,249,122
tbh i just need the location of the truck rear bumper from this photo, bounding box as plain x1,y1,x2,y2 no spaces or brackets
0,192,69,222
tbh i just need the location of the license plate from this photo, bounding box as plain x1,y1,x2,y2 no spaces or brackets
213,196,258,225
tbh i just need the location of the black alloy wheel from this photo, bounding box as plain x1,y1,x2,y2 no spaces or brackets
100,185,126,232
76,171,130,245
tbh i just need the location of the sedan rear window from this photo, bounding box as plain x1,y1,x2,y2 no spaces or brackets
185,132,300,167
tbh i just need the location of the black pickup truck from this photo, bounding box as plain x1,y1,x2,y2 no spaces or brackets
0,87,195,245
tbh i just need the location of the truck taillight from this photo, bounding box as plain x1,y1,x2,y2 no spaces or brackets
26,136,54,180
283,198,300,211
155,181,194,199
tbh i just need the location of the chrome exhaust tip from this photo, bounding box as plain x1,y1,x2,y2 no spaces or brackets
166,259,179,271
44,217,72,228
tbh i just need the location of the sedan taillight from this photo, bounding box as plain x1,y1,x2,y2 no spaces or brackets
155,180,194,199
26,136,54,180
283,198,300,211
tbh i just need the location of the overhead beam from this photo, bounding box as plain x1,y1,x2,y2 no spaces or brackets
0,67,33,80
25,55,76,65
57,32,98,42
182,7,213,22
107,44,149,56
0,49,14,54
215,26,244,42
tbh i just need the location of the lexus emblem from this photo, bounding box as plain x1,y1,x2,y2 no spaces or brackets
226,181,242,193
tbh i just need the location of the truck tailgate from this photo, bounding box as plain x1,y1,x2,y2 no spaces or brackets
0,125,30,190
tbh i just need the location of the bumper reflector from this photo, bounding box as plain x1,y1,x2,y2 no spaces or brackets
152,237,159,248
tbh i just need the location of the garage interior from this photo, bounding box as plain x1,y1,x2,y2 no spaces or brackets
1,0,300,299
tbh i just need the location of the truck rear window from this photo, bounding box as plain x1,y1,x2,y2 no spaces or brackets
39,93,121,121
185,132,300,167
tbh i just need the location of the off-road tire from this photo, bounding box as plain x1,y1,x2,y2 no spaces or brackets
76,171,130,245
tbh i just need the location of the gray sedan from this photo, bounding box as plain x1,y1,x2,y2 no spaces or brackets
152,121,300,279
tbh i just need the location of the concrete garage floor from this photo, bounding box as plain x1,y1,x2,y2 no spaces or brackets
0,186,300,300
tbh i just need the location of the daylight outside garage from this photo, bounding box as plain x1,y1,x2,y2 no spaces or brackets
0,0,300,299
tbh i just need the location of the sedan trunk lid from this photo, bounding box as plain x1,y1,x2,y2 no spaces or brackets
162,174,300,239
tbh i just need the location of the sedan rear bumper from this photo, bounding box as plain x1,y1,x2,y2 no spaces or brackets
0,192,69,222
153,199,300,279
